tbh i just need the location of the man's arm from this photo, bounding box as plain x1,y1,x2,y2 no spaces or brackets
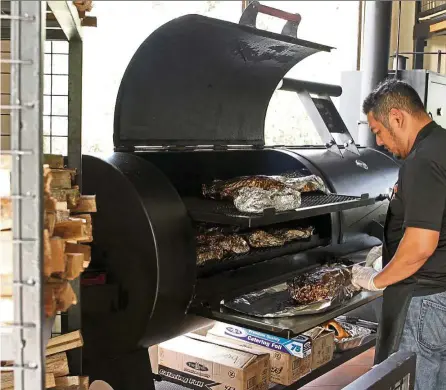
353,156,446,291
373,227,439,289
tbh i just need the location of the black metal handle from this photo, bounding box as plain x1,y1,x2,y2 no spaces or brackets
240,1,301,38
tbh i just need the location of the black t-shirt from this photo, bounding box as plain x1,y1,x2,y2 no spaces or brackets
384,121,446,296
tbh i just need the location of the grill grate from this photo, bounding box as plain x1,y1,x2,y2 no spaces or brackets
184,193,374,228
197,234,330,277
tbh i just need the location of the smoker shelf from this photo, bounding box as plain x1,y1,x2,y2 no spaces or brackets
197,234,330,277
199,291,382,339
184,193,375,228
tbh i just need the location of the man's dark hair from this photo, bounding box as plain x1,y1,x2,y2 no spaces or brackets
362,78,426,127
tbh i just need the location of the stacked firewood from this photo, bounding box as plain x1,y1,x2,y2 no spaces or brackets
1,330,89,389
43,154,96,317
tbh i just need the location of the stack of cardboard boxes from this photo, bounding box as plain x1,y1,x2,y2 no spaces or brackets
152,322,336,390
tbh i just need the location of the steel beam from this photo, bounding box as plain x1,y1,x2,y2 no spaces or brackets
47,1,82,41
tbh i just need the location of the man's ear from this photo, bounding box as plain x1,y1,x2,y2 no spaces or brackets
389,108,404,129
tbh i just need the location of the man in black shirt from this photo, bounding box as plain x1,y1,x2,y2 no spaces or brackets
352,79,446,390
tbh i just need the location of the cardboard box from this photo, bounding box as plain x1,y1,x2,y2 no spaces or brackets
158,333,270,390
303,327,335,370
207,323,312,386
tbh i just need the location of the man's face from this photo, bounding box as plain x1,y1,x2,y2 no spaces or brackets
367,112,405,158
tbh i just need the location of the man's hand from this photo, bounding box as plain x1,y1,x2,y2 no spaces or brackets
351,264,384,291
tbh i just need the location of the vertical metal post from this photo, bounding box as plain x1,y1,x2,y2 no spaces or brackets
413,1,425,69
358,0,392,148
67,37,82,189
10,1,45,389
437,49,442,73
63,35,83,375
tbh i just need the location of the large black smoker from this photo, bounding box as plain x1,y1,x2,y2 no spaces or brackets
79,9,400,390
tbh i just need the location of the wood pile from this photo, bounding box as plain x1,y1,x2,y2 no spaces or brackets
1,152,96,326
43,154,96,317
1,330,89,389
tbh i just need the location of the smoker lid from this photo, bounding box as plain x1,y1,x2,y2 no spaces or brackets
113,14,332,148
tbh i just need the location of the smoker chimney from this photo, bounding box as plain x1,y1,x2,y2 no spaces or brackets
358,1,392,148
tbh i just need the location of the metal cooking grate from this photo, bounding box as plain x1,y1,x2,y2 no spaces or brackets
184,193,374,228
197,234,330,277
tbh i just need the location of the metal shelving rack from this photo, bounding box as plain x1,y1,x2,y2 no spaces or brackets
0,1,84,388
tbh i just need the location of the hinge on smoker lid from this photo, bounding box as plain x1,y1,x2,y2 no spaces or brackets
166,145,196,151
114,145,135,152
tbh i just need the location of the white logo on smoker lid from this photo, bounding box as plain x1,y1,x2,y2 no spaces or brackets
355,159,368,170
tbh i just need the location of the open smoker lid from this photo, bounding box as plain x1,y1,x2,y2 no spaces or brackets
114,14,332,149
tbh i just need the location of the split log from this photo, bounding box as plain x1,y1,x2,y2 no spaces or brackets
50,169,76,189
44,211,56,236
0,273,12,297
44,229,53,276
43,164,52,195
46,330,83,356
70,195,97,213
53,281,77,312
54,376,89,390
44,283,56,317
49,237,66,274
64,253,84,280
0,197,12,230
0,372,55,389
77,214,93,243
53,218,88,241
65,242,91,268
46,352,69,377
52,186,80,208
44,154,64,169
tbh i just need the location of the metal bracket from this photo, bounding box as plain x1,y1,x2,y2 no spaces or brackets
296,91,360,157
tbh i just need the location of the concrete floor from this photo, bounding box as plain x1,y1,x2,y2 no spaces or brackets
301,348,375,389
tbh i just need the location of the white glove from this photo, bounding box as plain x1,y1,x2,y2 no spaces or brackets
351,264,384,291
365,245,382,267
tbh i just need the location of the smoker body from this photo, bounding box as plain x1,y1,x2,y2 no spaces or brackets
79,13,399,390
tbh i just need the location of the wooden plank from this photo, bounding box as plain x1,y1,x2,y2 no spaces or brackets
46,352,69,377
430,19,446,33
71,195,97,213
46,330,83,356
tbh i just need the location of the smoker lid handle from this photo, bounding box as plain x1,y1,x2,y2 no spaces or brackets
240,1,301,38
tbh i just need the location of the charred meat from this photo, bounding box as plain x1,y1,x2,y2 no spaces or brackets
196,245,224,264
287,265,352,305
248,230,285,248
